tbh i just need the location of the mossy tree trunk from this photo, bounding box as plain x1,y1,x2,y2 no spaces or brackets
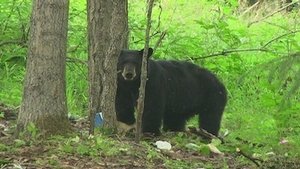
17,0,70,136
87,0,128,134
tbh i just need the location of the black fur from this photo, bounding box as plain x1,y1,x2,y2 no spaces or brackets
116,48,227,136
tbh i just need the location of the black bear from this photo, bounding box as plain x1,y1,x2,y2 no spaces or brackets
116,48,227,136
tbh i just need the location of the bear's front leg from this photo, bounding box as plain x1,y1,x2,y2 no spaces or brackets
141,85,165,136
115,89,136,125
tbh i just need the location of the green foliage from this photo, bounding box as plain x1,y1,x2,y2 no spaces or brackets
0,0,29,106
58,134,127,157
15,122,41,143
14,139,26,147
0,143,8,151
26,122,38,139
0,159,10,166
66,0,88,115
142,141,162,160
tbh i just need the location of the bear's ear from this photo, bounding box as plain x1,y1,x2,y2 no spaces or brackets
139,48,153,58
148,48,153,57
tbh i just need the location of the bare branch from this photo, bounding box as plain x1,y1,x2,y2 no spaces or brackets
188,127,224,143
133,31,160,44
262,29,300,48
135,0,155,143
263,21,290,30
189,29,300,61
0,40,26,47
133,1,163,45
236,148,263,167
66,57,87,65
240,0,260,17
153,31,167,53
249,1,300,26
153,1,163,33
188,48,270,61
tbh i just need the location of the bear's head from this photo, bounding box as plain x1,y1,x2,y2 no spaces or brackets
118,48,153,81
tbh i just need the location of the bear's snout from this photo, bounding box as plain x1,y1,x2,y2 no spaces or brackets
122,63,136,81
124,72,134,79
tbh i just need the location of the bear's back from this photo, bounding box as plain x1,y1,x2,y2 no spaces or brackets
154,60,216,85
149,59,226,108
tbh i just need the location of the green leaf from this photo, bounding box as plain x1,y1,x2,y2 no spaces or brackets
27,122,38,138
14,139,26,147
198,145,211,156
0,112,4,118
211,138,222,146
61,143,73,153
76,144,90,156
70,136,80,143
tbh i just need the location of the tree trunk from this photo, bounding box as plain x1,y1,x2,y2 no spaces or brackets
135,0,155,143
17,0,70,136
87,0,128,134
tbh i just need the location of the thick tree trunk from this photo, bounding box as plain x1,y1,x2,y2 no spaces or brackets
87,0,128,134
17,0,70,136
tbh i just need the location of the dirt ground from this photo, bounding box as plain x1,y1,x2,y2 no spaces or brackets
1,108,299,169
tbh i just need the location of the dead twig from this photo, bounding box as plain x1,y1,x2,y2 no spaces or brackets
249,1,300,26
188,29,300,61
0,40,26,47
97,161,145,168
160,150,180,160
66,57,87,65
188,48,270,61
133,31,160,44
67,34,87,53
153,1,163,33
236,148,263,167
240,0,260,17
153,31,167,53
262,29,300,48
133,1,163,46
188,127,224,143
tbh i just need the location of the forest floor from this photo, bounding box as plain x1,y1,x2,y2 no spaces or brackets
0,135,251,169
1,107,300,169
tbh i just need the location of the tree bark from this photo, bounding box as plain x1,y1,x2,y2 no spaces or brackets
135,0,155,143
17,0,70,136
87,0,128,134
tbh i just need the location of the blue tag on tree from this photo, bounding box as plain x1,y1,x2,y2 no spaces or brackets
94,112,103,127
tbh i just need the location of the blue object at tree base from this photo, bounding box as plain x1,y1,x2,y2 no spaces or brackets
94,112,103,127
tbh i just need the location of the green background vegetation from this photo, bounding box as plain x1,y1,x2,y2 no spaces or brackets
1,0,299,168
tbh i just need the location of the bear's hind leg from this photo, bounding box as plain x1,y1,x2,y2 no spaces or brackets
163,114,187,132
142,112,162,135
